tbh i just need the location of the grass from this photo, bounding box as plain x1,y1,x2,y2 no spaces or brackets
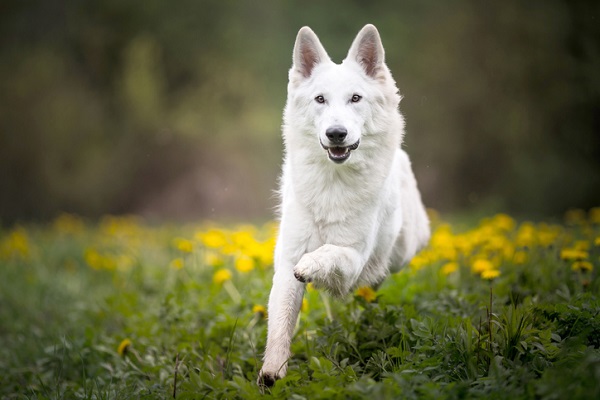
0,209,599,399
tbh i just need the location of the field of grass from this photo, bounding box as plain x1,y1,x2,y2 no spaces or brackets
1,209,599,399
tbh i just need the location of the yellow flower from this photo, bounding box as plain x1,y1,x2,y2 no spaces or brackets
481,269,500,280
306,282,315,292
441,262,458,275
173,238,194,253
0,227,31,259
213,268,232,284
491,213,516,232
235,256,255,273
252,305,267,319
301,298,309,312
571,261,593,272
169,258,184,270
117,338,132,356
471,259,494,275
595,237,600,247
355,286,377,302
560,248,589,261
589,207,600,224
197,229,228,249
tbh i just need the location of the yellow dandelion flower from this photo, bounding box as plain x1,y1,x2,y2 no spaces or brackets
84,248,103,270
481,269,500,280
491,213,515,232
235,256,255,273
571,261,593,272
560,248,589,261
595,237,600,247
306,282,315,292
471,259,494,275
252,305,267,319
197,229,229,249
590,207,600,224
213,268,232,284
355,286,377,302
441,262,458,275
117,338,132,356
173,238,194,253
301,298,309,312
169,258,184,270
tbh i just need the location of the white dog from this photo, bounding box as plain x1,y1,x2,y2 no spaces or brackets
258,24,430,386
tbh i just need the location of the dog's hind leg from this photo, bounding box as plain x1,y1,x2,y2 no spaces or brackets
258,265,305,386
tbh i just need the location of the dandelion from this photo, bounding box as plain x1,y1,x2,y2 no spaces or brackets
441,262,458,275
197,229,228,249
0,227,31,260
590,207,600,224
235,255,255,273
560,248,589,261
252,305,267,319
169,258,184,270
301,298,309,312
571,261,593,272
306,282,315,292
355,286,377,302
491,213,516,232
471,259,494,275
213,268,232,284
481,269,500,280
173,238,194,253
117,338,132,356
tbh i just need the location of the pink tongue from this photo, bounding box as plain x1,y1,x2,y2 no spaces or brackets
330,147,347,157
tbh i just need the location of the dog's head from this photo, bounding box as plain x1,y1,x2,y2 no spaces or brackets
285,24,403,165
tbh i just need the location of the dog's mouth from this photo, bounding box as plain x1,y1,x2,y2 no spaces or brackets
320,140,360,164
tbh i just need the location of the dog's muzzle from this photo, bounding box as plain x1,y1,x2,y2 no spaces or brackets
320,140,360,164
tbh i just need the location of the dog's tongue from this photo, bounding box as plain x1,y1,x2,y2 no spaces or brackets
329,147,348,157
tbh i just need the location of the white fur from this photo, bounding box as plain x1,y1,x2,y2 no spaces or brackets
258,24,430,386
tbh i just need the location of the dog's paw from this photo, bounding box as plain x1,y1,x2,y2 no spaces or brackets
293,270,308,282
293,253,319,283
257,370,279,388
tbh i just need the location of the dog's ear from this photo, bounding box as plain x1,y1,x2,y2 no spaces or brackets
347,24,386,79
292,27,330,79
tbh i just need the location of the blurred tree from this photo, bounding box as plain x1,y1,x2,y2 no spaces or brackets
0,0,598,222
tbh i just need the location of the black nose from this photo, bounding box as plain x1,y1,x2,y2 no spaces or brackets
325,126,347,144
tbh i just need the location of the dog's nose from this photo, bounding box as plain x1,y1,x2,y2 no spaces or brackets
326,126,347,144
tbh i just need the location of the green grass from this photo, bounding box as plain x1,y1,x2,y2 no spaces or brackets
0,211,599,399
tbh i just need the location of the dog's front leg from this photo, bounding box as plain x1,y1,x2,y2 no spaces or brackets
293,244,364,297
258,263,304,387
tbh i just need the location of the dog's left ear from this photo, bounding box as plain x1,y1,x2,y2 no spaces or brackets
347,24,386,79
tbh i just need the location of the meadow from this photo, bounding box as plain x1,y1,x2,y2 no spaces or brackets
1,209,599,399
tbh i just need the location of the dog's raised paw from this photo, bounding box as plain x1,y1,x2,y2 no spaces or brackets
257,371,279,388
294,270,308,282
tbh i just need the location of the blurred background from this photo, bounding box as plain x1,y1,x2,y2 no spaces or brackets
1,0,598,224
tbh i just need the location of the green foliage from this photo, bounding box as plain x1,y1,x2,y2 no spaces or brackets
0,212,599,399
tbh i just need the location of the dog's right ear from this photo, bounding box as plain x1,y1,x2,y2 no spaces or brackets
291,27,330,80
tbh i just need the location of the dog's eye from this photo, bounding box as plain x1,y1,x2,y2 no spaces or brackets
351,94,362,103
315,95,325,104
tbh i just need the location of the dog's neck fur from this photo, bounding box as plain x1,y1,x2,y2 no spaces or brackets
284,128,399,225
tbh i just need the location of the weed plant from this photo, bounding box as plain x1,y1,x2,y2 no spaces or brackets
0,210,599,399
